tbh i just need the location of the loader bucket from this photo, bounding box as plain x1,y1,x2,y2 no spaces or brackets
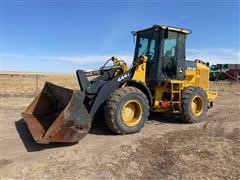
22,82,92,144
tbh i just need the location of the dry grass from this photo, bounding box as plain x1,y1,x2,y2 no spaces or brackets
211,81,240,95
1,72,79,98
0,72,79,110
0,72,98,110
1,71,239,97
0,72,239,110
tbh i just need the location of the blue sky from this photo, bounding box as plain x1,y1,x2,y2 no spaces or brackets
1,1,239,72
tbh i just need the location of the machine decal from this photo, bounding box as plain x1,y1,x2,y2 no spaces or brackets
117,73,130,82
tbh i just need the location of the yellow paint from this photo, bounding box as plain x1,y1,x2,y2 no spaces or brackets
184,63,210,90
151,83,170,112
169,27,190,34
160,25,191,34
132,55,148,82
119,60,129,72
111,56,129,76
120,99,142,127
112,56,119,66
207,91,218,100
149,62,217,112
127,55,217,113
191,95,204,116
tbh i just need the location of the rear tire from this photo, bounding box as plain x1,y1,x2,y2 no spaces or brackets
181,86,208,123
104,86,149,134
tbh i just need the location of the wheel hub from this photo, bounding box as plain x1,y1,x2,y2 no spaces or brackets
121,100,142,127
191,95,204,116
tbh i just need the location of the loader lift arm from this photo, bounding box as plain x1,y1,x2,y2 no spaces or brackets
76,55,152,120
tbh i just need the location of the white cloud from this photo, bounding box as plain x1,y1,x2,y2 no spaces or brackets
187,48,240,65
1,53,133,66
2,48,239,70
55,55,133,65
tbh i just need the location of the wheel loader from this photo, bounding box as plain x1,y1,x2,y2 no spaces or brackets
22,25,217,144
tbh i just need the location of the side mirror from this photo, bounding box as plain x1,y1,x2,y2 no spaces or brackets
164,28,169,39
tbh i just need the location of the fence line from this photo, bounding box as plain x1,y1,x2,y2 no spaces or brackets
0,73,45,91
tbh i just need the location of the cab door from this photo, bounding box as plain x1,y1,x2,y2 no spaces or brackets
134,31,159,83
161,31,185,80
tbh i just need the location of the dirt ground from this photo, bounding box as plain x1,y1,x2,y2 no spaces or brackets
0,74,239,179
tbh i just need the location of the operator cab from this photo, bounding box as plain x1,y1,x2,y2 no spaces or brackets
133,25,191,84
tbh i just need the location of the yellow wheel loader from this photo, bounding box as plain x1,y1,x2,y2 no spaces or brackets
22,25,217,144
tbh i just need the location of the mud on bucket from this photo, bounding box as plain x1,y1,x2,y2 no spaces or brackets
22,82,92,144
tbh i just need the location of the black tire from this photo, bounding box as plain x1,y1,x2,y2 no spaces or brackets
181,86,208,123
104,86,149,134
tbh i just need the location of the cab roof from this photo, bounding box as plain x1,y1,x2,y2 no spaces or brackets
133,24,192,35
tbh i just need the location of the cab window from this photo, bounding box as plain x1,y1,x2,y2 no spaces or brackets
136,37,156,62
163,38,177,57
161,31,178,78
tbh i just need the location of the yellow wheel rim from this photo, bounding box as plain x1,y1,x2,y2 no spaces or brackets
191,95,204,116
120,100,142,127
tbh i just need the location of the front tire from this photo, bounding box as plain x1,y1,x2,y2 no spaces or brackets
104,86,149,134
181,86,208,123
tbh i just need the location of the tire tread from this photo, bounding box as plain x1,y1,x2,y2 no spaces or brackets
104,86,149,134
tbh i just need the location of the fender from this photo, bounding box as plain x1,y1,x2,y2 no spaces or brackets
126,80,153,106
